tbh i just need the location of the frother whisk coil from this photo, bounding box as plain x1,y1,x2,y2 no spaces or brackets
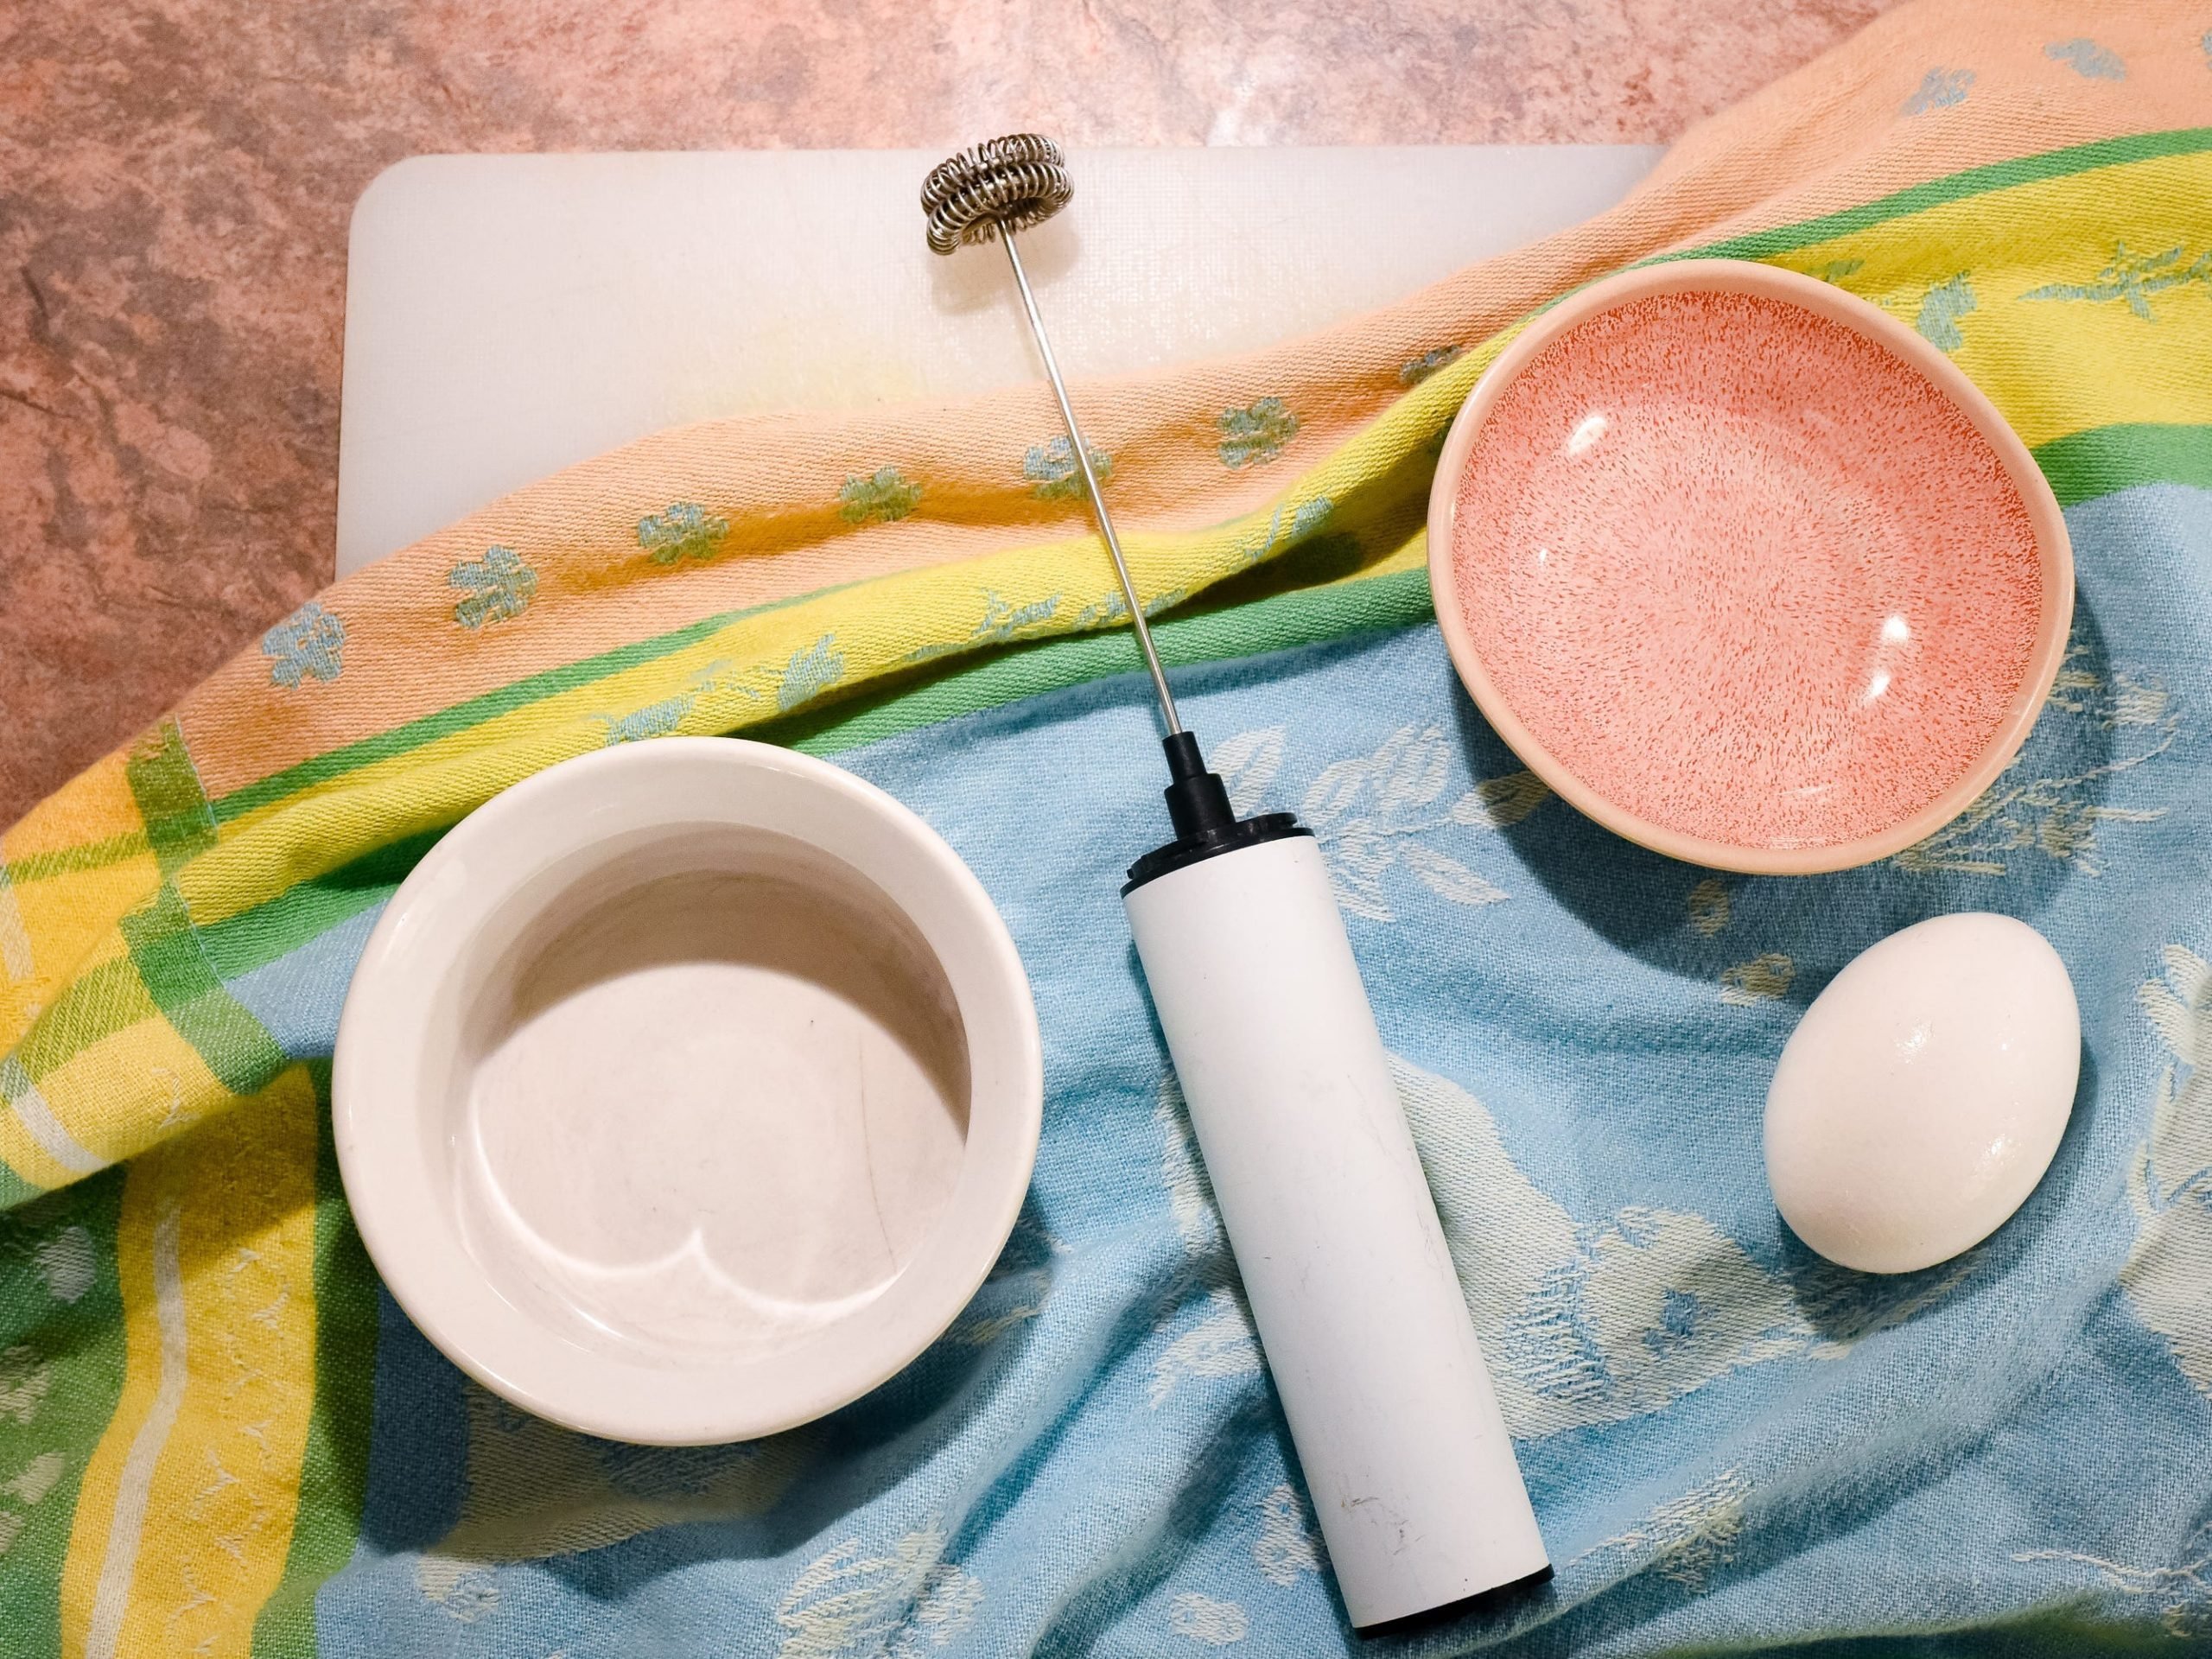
922,134,1074,255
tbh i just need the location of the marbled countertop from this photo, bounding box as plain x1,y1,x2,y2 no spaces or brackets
0,0,1894,824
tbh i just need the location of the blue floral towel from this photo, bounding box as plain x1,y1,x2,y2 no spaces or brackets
308,480,2212,1654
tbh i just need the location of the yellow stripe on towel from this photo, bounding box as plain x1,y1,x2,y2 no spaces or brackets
1769,149,2212,449
59,1066,321,1659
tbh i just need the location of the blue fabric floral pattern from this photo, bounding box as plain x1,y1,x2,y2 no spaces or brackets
838,467,924,524
2046,39,2125,80
1903,67,1974,113
2023,242,2212,321
1217,397,1300,469
1023,435,1113,501
637,501,730,565
777,632,846,711
1399,346,1465,385
1914,272,1978,351
261,601,345,687
447,546,537,629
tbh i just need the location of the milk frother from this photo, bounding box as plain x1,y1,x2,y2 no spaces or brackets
923,135,1549,1629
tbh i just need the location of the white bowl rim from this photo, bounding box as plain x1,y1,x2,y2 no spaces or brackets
333,736,1043,1445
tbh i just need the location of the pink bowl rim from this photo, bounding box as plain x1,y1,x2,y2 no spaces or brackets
1423,257,2075,877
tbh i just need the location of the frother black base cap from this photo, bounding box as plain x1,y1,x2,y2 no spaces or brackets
1352,1563,1554,1639
1122,810,1308,893
1122,730,1312,893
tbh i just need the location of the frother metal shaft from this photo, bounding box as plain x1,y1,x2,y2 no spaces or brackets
995,232,1181,734
920,132,1179,735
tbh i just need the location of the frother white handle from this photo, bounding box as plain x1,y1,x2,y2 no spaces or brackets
1125,834,1548,1629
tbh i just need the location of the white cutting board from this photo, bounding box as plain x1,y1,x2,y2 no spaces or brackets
337,146,1662,575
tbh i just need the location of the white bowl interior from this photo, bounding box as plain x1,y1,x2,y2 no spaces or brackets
338,740,1040,1443
428,822,973,1370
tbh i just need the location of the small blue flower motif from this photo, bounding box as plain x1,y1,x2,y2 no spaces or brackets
637,501,730,566
1914,273,1978,353
777,633,846,713
837,467,924,524
448,545,537,629
262,601,345,688
1398,345,1465,386
1071,588,1130,630
597,692,696,746
1022,436,1113,501
1217,397,1300,470
2046,38,2124,80
2021,241,2212,322
1903,67,1974,114
900,588,1067,665
978,590,1058,643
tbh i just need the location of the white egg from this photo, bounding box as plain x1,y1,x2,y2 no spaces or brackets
1764,912,2079,1274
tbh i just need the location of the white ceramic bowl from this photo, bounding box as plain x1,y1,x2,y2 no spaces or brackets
334,737,1041,1444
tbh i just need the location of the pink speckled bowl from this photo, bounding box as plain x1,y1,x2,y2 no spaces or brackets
1426,260,2072,875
